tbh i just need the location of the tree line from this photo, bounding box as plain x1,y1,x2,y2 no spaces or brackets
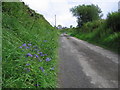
70,4,120,32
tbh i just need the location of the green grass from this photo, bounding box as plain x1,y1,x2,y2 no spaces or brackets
2,2,59,88
74,31,120,54
66,20,120,54
0,2,2,89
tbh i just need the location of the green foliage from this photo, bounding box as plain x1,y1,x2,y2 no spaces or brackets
66,18,120,54
2,2,58,88
81,20,105,33
70,4,102,27
106,12,120,32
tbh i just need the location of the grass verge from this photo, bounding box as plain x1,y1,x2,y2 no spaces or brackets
2,2,59,88
66,19,120,54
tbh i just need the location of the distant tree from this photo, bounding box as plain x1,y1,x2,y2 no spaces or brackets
57,25,62,29
70,25,73,28
62,27,68,29
70,4,103,27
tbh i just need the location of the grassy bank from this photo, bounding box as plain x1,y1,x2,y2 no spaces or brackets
65,19,120,54
2,2,58,88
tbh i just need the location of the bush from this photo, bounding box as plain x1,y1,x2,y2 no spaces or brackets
106,12,120,32
81,19,105,32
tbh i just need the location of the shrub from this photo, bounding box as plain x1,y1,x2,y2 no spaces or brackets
106,12,120,32
81,19,105,32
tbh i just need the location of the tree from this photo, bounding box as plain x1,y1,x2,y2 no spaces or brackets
57,25,62,29
70,25,73,28
70,4,102,27
106,12,120,32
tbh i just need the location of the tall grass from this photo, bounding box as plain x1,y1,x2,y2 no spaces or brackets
2,2,58,88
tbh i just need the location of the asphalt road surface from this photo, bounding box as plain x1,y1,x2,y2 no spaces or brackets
58,34,118,88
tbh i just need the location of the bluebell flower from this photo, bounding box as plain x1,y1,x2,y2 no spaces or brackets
26,53,33,57
22,43,26,46
39,67,44,72
26,63,31,66
46,58,51,62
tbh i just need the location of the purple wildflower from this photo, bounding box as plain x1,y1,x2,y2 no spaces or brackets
25,46,29,49
41,54,44,56
39,52,44,56
39,52,42,54
19,46,22,48
44,54,47,56
26,63,31,66
50,67,54,70
46,58,51,62
34,54,39,58
28,44,32,46
44,40,47,42
34,84,40,87
39,67,44,72
22,43,26,46
34,49,38,51
26,53,33,57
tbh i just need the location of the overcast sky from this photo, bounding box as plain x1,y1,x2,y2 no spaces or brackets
22,0,119,27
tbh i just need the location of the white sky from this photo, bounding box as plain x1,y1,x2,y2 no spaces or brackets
21,0,119,27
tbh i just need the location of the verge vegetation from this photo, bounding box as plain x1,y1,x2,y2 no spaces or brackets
2,2,58,88
61,4,120,54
